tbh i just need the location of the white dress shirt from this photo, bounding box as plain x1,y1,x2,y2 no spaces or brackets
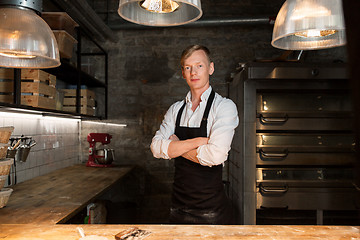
150,86,239,167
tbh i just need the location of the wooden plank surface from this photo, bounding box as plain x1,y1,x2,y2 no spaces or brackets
0,82,56,96
21,82,56,97
64,97,96,107
21,69,56,87
0,224,359,240
22,95,56,109
0,165,134,224
63,89,95,99
0,69,56,86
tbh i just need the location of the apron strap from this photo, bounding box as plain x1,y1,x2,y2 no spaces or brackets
202,90,215,121
175,100,186,128
200,90,215,129
175,89,215,129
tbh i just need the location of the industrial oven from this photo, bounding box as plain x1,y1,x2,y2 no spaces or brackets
228,62,359,225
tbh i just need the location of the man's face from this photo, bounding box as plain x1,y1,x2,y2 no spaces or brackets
182,50,214,92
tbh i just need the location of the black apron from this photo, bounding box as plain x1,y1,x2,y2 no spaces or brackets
169,90,233,224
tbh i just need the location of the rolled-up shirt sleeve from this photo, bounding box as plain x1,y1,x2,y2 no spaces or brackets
150,102,179,159
197,98,239,166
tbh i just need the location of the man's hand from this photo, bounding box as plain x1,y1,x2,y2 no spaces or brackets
167,134,209,159
182,149,200,163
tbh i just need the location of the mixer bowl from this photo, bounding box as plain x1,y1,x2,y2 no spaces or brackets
95,149,114,165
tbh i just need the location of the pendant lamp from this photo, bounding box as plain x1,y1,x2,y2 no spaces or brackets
118,0,202,27
0,0,60,68
271,0,346,50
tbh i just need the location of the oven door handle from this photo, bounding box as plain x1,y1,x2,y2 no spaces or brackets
259,183,289,194
259,149,288,160
260,206,289,210
260,115,288,124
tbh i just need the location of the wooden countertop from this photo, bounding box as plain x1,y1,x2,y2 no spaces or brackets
0,165,358,239
0,224,359,239
0,164,134,224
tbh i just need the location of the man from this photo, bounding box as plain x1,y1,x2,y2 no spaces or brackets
150,45,239,224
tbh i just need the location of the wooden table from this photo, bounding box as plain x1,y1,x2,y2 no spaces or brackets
0,224,359,239
0,164,134,224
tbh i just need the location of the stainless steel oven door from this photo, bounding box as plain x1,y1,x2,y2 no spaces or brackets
256,116,353,131
257,92,352,115
256,168,356,210
257,186,356,210
256,92,353,131
257,133,355,165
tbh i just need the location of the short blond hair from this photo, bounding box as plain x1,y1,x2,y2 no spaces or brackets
180,45,211,67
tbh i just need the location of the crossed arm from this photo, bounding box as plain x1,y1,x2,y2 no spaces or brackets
167,134,208,163
150,97,239,166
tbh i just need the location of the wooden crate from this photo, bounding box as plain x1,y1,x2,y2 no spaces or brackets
0,69,56,109
63,89,95,99
21,69,56,87
0,94,12,103
62,89,95,115
0,69,56,86
21,95,56,109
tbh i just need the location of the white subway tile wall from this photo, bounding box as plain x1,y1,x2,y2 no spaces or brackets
0,112,81,186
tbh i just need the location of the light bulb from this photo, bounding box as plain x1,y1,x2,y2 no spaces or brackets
141,0,179,13
295,29,337,38
0,52,36,59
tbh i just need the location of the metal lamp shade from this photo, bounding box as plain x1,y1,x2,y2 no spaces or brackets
271,0,346,50
0,6,60,68
118,0,202,27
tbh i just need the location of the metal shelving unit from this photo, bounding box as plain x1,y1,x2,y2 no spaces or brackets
0,28,108,119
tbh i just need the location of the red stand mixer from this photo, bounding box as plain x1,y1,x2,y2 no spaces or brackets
87,133,114,167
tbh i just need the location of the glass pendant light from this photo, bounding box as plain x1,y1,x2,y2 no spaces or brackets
118,0,202,26
0,0,60,68
271,0,346,50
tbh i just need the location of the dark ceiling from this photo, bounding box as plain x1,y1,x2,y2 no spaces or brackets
43,0,286,42
84,0,285,28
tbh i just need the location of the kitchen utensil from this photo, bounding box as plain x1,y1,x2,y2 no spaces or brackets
6,149,16,159
28,139,37,148
77,227,85,238
6,149,17,185
12,139,21,150
86,133,114,168
16,146,31,162
0,188,13,208
115,227,151,240
95,149,114,165
77,226,109,240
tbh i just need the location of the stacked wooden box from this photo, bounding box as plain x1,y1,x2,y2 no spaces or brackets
62,89,95,115
0,69,56,109
42,12,78,59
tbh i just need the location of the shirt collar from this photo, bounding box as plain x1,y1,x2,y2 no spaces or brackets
185,86,212,104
